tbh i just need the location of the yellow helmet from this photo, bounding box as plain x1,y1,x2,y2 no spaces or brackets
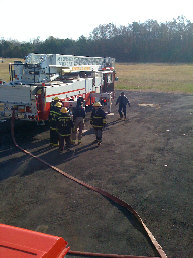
60,107,68,113
53,96,60,101
36,89,42,94
93,102,102,107
55,102,62,108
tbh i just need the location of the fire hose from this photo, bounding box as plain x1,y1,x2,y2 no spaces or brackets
10,110,167,258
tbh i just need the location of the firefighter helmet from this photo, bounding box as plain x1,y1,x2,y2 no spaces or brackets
60,107,68,113
55,102,62,108
53,96,60,101
93,102,102,107
36,89,42,94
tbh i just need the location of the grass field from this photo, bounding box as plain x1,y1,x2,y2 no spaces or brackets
116,63,193,93
0,58,193,93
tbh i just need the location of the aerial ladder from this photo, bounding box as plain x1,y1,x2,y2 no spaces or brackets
0,54,117,122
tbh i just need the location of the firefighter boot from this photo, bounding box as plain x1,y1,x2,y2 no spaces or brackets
98,140,102,146
119,113,123,120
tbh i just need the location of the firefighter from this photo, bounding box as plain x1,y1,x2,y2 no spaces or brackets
50,96,61,109
90,102,106,145
49,101,62,146
57,107,74,151
115,92,130,120
77,96,84,106
71,102,85,145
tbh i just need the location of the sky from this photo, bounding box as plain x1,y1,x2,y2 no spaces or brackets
1,0,193,42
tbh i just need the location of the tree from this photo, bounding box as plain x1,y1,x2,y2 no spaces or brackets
1,17,193,62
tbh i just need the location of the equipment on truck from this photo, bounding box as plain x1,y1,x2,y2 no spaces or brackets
0,53,117,122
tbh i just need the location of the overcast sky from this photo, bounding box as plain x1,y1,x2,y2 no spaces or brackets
1,0,192,42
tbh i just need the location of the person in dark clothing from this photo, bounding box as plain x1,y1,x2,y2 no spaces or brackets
72,103,86,145
50,96,59,108
57,107,74,151
116,92,130,120
90,102,106,145
77,97,84,107
50,96,63,113
49,101,62,146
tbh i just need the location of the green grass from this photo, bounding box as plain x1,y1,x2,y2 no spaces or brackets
0,59,193,93
115,63,193,94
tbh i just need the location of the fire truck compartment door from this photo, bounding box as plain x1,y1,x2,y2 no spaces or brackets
0,85,32,104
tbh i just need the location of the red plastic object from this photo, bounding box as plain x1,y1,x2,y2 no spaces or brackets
0,224,70,257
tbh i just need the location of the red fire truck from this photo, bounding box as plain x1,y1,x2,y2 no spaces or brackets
0,54,117,122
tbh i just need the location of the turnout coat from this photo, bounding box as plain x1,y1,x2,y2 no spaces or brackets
90,108,106,128
49,105,61,129
57,113,74,136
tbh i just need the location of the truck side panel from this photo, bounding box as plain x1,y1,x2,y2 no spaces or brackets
45,78,93,102
0,85,31,104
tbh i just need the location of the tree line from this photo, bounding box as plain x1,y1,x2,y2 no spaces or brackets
1,16,193,63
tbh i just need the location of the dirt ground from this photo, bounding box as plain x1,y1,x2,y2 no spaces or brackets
0,90,192,258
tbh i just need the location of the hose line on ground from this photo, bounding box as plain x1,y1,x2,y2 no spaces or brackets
10,110,167,258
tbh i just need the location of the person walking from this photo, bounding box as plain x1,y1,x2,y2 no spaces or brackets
90,102,106,145
50,96,60,109
49,101,62,146
77,96,84,106
115,92,130,120
57,107,74,151
71,102,86,145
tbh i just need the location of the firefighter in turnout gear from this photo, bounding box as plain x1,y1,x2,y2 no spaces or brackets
116,92,130,120
49,101,62,146
50,96,62,110
90,102,106,145
57,107,74,151
71,102,86,145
